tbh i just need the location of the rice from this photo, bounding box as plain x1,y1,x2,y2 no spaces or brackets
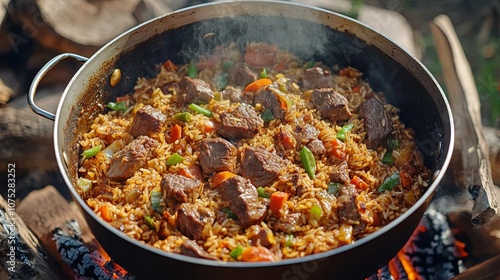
77,42,430,262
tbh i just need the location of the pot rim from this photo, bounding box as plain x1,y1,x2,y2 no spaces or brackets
53,0,454,268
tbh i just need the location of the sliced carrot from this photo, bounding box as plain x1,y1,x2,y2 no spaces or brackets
204,120,216,133
241,246,274,262
243,78,272,93
352,85,360,93
163,59,177,72
331,138,346,159
169,124,182,143
180,164,203,180
211,171,236,189
351,175,369,190
276,93,288,110
269,191,289,216
99,204,113,222
116,95,130,102
400,171,412,188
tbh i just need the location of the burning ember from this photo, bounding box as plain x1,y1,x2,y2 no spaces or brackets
53,208,467,280
52,220,133,280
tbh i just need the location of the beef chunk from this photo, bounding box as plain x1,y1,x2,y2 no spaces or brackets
302,67,334,90
217,103,263,140
241,147,286,187
222,86,254,104
176,203,213,240
329,160,350,184
180,239,217,260
219,175,267,228
272,212,301,233
306,139,326,156
228,64,257,87
129,105,166,138
199,138,237,174
254,86,287,120
107,136,158,181
358,98,392,148
247,225,274,248
161,173,203,203
177,76,214,105
310,88,351,121
337,184,366,235
294,124,319,145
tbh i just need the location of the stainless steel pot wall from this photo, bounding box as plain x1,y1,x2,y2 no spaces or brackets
29,1,454,279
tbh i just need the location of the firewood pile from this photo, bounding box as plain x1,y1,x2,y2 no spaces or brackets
0,0,499,279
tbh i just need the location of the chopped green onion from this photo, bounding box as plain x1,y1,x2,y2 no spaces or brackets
260,68,268,78
378,171,401,193
309,204,323,222
187,63,198,77
300,146,316,179
381,151,395,165
222,61,235,71
327,182,342,196
175,112,192,122
284,234,294,247
144,215,156,230
107,101,127,111
188,103,213,117
166,153,184,166
387,139,400,150
257,187,270,198
81,145,102,159
150,188,162,212
77,177,92,192
222,208,237,220
305,60,315,69
336,123,354,142
230,245,243,259
261,108,274,122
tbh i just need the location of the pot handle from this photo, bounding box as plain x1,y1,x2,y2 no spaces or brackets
28,53,88,121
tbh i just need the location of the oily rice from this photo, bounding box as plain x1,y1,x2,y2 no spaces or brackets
77,42,430,262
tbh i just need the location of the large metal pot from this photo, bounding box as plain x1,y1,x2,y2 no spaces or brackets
28,1,454,279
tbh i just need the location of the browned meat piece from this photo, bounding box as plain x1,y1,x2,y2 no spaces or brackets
180,239,217,260
337,184,366,235
107,136,158,181
161,173,203,203
199,138,237,174
272,212,301,233
310,88,351,121
302,67,334,90
241,147,286,187
222,86,255,104
129,105,166,138
329,160,350,184
217,103,263,140
358,98,392,148
247,225,274,248
219,175,267,228
244,43,278,70
294,124,319,145
176,203,214,240
177,76,214,105
254,86,287,120
306,139,326,156
228,63,258,87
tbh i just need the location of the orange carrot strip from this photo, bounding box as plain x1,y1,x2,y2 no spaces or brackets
99,204,113,222
169,124,182,143
331,138,346,159
204,120,216,133
243,78,272,93
241,246,274,262
351,175,369,190
163,59,177,72
269,191,289,216
211,171,236,189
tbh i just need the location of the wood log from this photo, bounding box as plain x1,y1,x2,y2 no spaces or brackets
0,195,64,279
16,185,100,279
430,15,498,224
10,0,147,56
